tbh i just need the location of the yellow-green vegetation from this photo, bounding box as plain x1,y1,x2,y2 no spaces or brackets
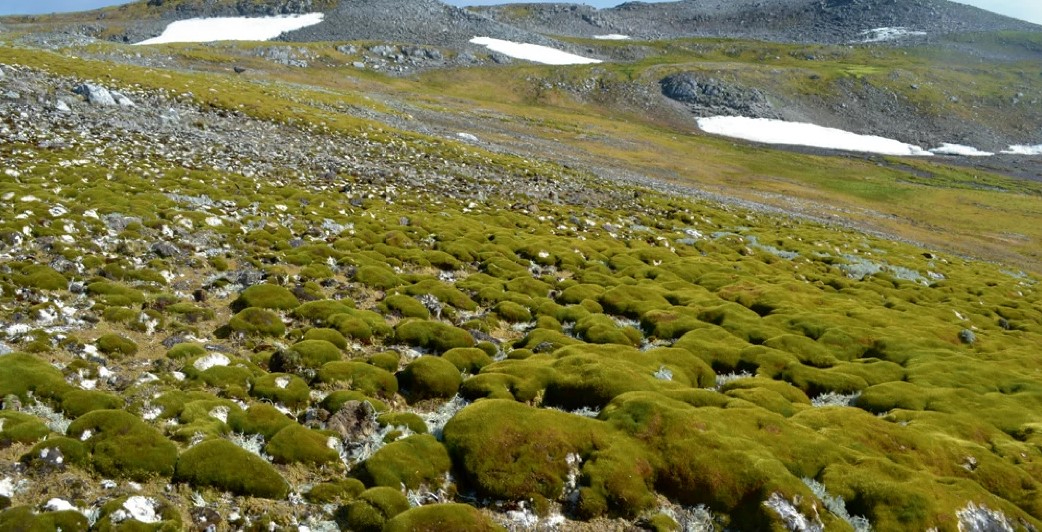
0,24,1041,531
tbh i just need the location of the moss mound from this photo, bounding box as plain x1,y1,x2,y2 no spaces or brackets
356,434,450,489
398,356,463,404
318,361,399,398
384,504,505,532
394,319,475,353
67,410,177,481
338,487,410,532
232,283,300,311
174,438,289,499
227,307,286,337
95,333,139,357
266,424,339,465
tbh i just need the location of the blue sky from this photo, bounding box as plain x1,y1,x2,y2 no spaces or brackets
1,0,1040,26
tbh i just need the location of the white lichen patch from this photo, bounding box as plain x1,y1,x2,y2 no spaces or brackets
763,492,824,532
112,496,161,524
209,406,230,423
275,376,291,389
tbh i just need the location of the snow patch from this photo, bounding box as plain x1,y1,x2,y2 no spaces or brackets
469,37,601,65
860,27,927,42
930,143,994,157
696,116,932,156
1002,144,1042,155
193,353,230,371
136,13,324,45
593,34,630,40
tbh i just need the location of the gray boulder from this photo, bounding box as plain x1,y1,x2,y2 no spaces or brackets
73,83,117,106
111,91,135,107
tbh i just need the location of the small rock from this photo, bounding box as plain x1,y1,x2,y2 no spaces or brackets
233,66,247,74
73,83,117,106
3,91,18,100
352,61,365,69
150,241,182,258
55,99,71,113
327,401,377,442
958,329,976,345
111,91,135,107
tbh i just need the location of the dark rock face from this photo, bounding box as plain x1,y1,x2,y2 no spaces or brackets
660,73,778,118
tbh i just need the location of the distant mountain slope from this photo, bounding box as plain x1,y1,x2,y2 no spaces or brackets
279,0,557,47
472,0,1040,43
3,0,559,49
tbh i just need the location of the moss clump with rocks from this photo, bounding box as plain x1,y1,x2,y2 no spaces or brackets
174,438,290,498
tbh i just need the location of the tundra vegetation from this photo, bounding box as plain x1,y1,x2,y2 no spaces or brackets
0,12,1041,532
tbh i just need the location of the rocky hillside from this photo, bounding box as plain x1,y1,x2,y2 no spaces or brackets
1,2,1042,531
473,0,1040,43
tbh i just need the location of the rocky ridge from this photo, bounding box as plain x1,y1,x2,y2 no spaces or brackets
473,0,1040,43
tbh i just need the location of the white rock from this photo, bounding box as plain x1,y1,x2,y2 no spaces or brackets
193,353,230,371
44,498,77,512
0,477,15,497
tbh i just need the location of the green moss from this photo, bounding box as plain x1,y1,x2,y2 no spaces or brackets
227,403,295,439
599,283,671,318
328,313,374,342
356,434,451,489
250,373,310,409
395,319,475,353
495,301,533,323
0,411,50,444
398,356,463,404
14,264,68,291
443,399,598,502
442,348,494,374
384,504,504,532
0,352,72,402
318,361,399,398
174,438,289,498
232,283,300,311
304,327,348,349
339,487,411,532
0,506,89,531
87,281,145,306
60,389,123,418
367,351,401,373
94,495,182,531
227,307,286,337
289,339,343,367
574,314,642,346
377,412,427,434
96,333,139,357
21,436,89,469
67,410,178,481
266,423,339,465
166,302,215,323
307,478,366,503
322,390,389,413
167,342,207,360
293,299,356,324
355,265,404,289
380,294,431,319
